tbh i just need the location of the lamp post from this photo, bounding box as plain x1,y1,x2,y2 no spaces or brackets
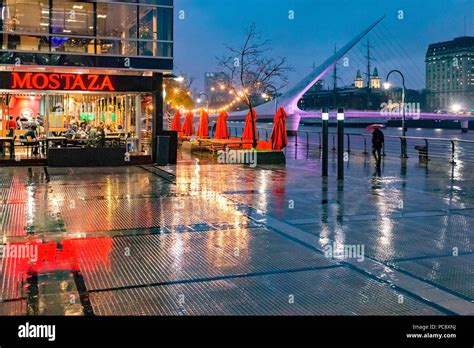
263,85,278,113
197,92,209,110
322,108,329,177
384,70,407,158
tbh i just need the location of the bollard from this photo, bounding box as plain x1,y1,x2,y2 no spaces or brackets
322,109,329,177
337,109,344,180
306,132,309,159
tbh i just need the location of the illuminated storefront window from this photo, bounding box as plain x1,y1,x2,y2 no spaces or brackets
0,71,157,158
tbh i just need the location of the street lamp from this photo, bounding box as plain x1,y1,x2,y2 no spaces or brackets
197,92,209,109
384,70,408,158
264,85,278,113
451,103,461,114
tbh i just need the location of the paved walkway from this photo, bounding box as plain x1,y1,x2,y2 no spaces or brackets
0,150,473,315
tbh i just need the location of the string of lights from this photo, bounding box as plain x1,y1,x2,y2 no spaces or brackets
178,85,272,115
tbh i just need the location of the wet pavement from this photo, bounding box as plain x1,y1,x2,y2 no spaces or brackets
0,149,473,316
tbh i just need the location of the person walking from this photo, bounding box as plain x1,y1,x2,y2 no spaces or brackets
372,128,384,167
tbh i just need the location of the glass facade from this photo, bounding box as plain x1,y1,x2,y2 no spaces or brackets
0,0,173,59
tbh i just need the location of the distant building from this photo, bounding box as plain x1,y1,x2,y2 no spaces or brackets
354,68,380,89
204,72,232,106
425,36,474,112
371,67,381,89
298,86,385,111
355,70,364,88
299,67,385,110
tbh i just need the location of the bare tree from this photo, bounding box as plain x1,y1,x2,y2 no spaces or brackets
217,23,291,148
181,73,195,91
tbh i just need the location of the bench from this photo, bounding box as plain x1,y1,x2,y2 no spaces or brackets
414,145,429,162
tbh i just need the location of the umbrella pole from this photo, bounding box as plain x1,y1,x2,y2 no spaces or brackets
250,107,257,149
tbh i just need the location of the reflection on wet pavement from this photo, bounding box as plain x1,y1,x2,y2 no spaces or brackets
0,152,473,315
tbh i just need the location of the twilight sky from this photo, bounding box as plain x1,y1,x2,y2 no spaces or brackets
174,0,473,91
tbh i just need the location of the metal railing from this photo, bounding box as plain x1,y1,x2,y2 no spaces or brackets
222,123,474,164
225,125,270,141
287,130,474,164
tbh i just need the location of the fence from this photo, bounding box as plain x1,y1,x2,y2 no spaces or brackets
287,129,474,165
223,123,474,164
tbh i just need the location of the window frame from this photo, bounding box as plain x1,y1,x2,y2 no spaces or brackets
0,0,173,59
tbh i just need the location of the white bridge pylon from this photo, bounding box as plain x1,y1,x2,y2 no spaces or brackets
228,16,385,131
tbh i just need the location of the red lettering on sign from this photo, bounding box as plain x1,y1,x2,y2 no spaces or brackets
101,76,115,91
61,74,74,90
9,72,117,91
32,73,48,89
88,75,100,91
12,72,32,89
71,75,86,90
49,74,60,89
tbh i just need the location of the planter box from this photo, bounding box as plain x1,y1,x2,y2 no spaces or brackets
215,149,286,166
255,150,286,165
48,147,126,167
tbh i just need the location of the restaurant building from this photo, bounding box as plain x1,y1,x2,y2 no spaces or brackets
0,0,174,164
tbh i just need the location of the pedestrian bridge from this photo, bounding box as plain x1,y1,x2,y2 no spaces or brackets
228,16,473,131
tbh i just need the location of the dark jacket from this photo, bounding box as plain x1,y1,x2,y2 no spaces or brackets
372,129,384,149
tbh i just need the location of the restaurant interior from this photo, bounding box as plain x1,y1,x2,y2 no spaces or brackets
0,91,154,161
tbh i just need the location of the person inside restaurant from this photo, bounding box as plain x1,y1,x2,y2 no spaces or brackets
6,116,16,137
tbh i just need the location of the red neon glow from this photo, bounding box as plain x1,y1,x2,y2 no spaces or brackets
11,72,116,91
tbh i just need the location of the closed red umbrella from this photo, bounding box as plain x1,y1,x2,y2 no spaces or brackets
242,108,258,144
170,110,181,132
196,109,209,138
214,111,229,139
270,107,288,150
182,112,194,136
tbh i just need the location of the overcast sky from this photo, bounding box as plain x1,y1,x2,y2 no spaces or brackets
174,0,473,91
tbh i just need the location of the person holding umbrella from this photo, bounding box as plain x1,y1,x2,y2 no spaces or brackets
368,125,385,168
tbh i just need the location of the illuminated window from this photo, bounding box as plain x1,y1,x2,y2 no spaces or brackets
97,3,137,40
51,0,94,36
96,2,138,56
0,0,50,51
1,0,49,34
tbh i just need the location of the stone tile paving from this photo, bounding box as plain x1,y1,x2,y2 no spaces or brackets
0,152,472,315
